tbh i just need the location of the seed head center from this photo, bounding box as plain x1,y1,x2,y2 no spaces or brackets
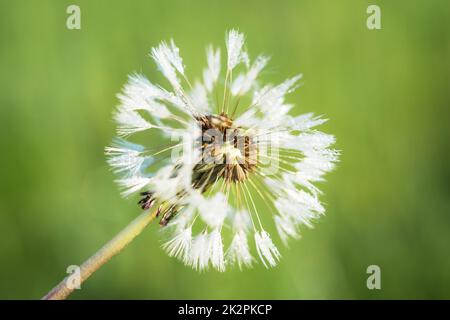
193,113,257,189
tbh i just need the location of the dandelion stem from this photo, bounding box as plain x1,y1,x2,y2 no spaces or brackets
42,207,160,300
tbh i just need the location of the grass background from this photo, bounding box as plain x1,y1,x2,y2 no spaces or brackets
0,0,449,299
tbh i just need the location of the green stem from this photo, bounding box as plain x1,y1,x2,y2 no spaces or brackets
42,208,159,300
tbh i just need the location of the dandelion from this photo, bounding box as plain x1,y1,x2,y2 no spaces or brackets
43,30,338,299
107,29,338,271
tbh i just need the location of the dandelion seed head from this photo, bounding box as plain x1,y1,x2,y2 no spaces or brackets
106,30,338,271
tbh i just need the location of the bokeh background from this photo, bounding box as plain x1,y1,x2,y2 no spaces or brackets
1,0,449,299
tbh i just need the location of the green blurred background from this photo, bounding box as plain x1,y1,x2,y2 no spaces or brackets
1,0,449,299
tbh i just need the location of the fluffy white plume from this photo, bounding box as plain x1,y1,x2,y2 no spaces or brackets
105,138,149,175
116,176,152,197
151,40,185,91
274,215,300,245
255,230,281,268
190,232,211,271
114,109,153,137
195,192,228,228
226,29,249,70
226,231,253,269
209,229,225,272
162,227,192,263
190,82,210,113
231,55,269,96
203,46,221,92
